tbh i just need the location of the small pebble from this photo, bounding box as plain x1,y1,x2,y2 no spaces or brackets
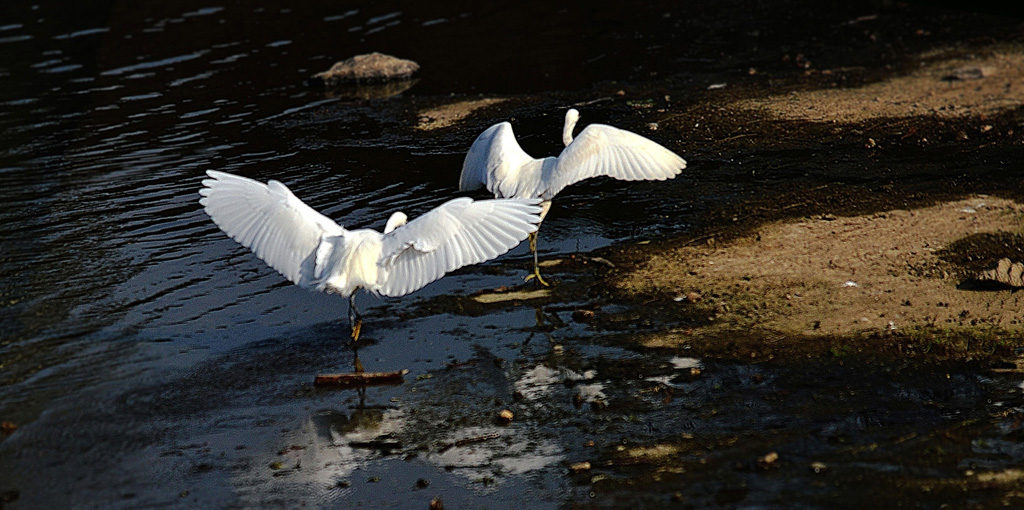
758,451,779,469
674,291,702,303
569,461,592,473
572,309,596,322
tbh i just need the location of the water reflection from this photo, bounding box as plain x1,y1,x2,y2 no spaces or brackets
426,425,564,483
320,78,419,99
257,404,405,486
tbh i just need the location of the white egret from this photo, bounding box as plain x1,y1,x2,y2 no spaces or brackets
199,170,542,341
459,108,686,285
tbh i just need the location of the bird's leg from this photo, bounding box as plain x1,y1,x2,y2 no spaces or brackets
524,231,550,286
352,350,365,374
348,293,362,342
348,297,364,372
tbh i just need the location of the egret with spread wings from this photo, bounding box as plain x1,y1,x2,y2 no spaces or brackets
199,170,542,341
459,108,686,285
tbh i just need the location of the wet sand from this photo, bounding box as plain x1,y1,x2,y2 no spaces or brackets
615,196,1024,347
730,46,1024,124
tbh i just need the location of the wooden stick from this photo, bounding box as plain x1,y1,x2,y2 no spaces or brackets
314,369,409,388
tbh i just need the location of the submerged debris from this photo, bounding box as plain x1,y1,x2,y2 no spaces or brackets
437,432,501,453
975,258,1024,288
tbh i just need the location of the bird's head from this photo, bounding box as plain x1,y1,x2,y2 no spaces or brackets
384,211,408,234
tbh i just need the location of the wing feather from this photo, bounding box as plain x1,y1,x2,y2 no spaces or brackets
545,124,686,198
199,170,346,288
460,122,543,199
377,197,542,297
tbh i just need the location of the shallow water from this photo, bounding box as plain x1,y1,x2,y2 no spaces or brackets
2,1,1024,508
0,0,694,415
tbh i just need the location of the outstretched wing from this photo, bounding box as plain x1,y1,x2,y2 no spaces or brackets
199,170,346,288
376,197,542,297
459,122,542,199
545,124,686,198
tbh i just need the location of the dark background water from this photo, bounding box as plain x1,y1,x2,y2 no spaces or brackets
2,1,1024,508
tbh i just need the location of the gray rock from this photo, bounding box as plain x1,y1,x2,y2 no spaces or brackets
312,52,420,86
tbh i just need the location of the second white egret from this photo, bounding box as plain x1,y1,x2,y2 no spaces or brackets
199,170,543,341
459,108,686,285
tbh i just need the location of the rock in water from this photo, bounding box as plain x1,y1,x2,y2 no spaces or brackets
312,52,419,86
976,258,1024,288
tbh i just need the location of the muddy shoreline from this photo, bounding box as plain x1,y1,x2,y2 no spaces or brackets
418,36,1024,366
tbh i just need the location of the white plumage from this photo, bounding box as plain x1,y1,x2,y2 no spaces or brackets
459,108,686,284
199,170,542,339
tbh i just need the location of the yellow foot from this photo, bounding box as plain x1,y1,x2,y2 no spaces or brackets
353,356,365,374
524,271,550,287
351,320,362,342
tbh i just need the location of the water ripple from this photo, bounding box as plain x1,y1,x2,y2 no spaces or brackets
53,27,110,40
101,50,209,77
0,35,32,44
183,7,225,17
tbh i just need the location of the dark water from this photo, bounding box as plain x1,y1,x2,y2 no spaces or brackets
2,1,1024,508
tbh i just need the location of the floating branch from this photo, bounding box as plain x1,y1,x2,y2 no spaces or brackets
314,369,409,388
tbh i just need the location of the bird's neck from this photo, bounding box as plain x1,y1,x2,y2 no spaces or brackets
562,112,579,146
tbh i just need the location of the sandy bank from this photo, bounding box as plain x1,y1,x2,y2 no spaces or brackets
615,197,1024,348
